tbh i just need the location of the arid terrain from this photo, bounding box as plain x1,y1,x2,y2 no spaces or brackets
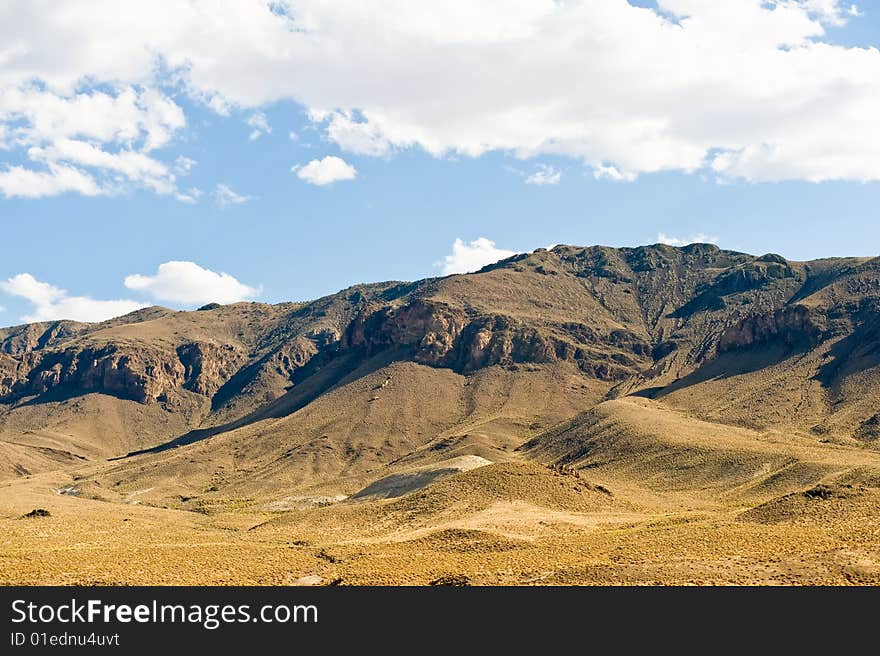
2,243,880,585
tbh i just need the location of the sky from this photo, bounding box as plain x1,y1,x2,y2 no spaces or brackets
1,0,879,325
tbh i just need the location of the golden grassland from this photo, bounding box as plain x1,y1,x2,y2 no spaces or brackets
3,441,879,586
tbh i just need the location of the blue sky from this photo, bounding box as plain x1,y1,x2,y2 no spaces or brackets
1,1,879,324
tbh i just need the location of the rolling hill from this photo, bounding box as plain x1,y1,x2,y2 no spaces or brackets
2,242,880,585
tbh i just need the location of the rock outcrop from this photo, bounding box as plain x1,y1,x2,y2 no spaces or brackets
176,342,247,396
0,345,186,403
341,299,651,379
718,305,825,352
0,342,251,404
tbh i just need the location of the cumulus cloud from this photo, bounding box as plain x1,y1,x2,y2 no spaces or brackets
0,273,146,323
247,111,271,140
213,183,252,207
0,0,878,187
525,164,561,186
657,232,720,247
0,162,103,198
293,156,357,185
27,138,177,195
124,261,260,306
0,86,183,150
0,261,262,323
316,110,392,156
437,237,519,275
0,83,189,198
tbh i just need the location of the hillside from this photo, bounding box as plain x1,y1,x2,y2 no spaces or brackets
2,242,880,585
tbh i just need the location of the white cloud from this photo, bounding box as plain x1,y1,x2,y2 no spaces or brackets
437,237,519,275
0,273,146,323
247,111,271,140
27,138,177,195
175,187,203,204
0,262,261,323
657,232,720,247
793,0,860,25
293,155,357,185
525,164,561,186
0,162,103,198
213,183,252,207
1,1,878,185
124,261,260,306
173,155,197,175
317,110,391,156
1,274,62,308
288,130,299,141
0,86,184,151
0,84,189,198
593,164,637,182
205,94,232,117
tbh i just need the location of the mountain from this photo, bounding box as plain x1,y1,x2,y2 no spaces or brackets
3,243,880,585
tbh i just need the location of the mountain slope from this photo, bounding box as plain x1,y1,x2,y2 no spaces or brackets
5,242,880,585
1,243,879,488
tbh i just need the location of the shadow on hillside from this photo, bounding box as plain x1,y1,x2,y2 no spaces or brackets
350,468,459,500
814,318,880,387
208,356,274,413
632,343,805,399
111,346,413,459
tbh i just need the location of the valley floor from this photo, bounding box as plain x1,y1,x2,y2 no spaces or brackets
3,408,880,586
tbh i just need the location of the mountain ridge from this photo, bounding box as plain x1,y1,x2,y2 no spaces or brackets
2,242,878,463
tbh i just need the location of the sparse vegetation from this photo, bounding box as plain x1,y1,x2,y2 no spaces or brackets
3,245,880,585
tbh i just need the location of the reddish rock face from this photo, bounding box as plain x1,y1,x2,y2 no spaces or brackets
0,342,253,404
341,299,468,362
718,305,826,352
341,299,649,379
0,345,188,403
176,342,247,396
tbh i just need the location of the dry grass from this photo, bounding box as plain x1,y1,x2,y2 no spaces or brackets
3,398,880,586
